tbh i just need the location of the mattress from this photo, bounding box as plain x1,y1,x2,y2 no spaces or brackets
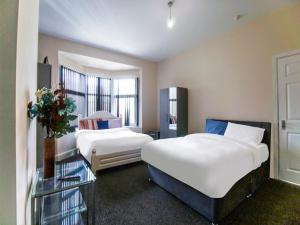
141,133,269,198
75,127,153,163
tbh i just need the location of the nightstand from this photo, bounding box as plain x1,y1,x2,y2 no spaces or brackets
145,130,160,140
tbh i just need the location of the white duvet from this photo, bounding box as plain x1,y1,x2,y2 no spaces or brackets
75,128,153,163
141,133,269,198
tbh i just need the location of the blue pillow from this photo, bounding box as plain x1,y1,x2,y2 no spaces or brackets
97,120,109,129
205,119,228,135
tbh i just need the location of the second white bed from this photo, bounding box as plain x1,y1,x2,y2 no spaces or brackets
142,133,268,198
76,127,153,163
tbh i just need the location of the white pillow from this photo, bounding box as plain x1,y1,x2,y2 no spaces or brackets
224,122,265,145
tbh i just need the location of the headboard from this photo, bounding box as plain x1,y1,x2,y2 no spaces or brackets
209,119,272,151
78,111,121,130
87,111,116,119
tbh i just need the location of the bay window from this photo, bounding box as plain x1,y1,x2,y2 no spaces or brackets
60,66,139,127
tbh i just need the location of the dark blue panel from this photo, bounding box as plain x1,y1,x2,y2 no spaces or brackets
148,165,217,222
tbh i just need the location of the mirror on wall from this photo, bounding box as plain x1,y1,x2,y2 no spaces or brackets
169,87,177,130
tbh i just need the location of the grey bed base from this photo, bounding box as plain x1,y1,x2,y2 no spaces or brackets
147,119,271,224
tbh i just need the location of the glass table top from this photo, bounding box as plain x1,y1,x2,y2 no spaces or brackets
32,159,96,198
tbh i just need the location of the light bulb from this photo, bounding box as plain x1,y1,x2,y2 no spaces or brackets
167,1,175,29
167,17,175,29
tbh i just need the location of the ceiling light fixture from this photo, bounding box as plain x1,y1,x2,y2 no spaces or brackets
167,1,175,29
233,14,243,21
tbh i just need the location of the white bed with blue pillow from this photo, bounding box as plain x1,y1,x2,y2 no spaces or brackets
142,120,268,198
141,119,271,224
76,111,153,172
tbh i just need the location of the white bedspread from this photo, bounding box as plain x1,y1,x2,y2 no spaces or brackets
141,133,269,198
75,128,153,163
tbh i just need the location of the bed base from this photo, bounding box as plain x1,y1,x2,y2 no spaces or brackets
148,161,269,223
91,148,141,173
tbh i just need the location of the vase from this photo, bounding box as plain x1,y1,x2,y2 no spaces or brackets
44,137,56,178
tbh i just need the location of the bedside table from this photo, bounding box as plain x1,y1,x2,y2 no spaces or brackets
31,152,96,225
145,130,160,140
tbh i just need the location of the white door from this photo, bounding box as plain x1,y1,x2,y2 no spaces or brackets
278,53,300,184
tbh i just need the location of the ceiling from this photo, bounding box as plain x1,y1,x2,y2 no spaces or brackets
59,51,138,71
39,0,297,62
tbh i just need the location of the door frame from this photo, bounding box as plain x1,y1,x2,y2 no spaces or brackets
272,49,300,180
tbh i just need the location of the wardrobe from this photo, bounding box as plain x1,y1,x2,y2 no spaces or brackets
160,87,188,139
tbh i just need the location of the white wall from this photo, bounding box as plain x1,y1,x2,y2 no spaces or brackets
15,0,39,224
0,1,18,224
0,0,39,224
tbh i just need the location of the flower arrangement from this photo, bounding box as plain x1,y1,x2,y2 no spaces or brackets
28,87,77,138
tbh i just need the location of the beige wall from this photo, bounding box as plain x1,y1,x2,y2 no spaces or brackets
0,0,39,224
0,1,18,224
157,4,300,177
158,4,300,130
16,0,39,224
38,34,158,131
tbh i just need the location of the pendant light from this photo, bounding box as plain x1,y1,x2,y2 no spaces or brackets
167,1,175,29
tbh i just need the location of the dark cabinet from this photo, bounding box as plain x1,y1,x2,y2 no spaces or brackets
160,87,188,139
37,62,52,168
144,130,160,140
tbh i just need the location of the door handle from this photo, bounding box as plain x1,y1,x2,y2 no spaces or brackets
281,120,286,130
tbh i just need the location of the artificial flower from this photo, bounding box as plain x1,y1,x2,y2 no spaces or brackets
28,87,77,138
35,89,43,99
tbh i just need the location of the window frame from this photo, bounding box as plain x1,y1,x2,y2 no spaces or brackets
112,77,139,127
60,66,87,127
60,66,140,127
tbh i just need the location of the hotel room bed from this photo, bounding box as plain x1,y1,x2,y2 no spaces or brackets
76,127,153,172
142,120,271,224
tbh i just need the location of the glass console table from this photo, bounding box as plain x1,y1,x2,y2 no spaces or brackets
31,151,96,225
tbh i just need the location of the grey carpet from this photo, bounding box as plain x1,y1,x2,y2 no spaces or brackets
94,162,300,225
